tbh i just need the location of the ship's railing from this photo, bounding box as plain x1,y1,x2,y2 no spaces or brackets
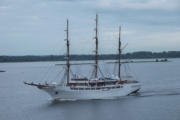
70,85,123,90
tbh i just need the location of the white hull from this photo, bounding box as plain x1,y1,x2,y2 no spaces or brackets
41,83,141,100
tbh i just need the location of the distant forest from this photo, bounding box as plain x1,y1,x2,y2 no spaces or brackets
0,51,180,62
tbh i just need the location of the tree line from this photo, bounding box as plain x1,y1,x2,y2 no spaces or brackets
0,51,180,62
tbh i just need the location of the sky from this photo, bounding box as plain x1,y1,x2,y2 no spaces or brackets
0,0,180,55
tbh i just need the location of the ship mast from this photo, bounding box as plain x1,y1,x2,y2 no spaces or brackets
66,19,70,85
94,14,98,78
118,26,121,79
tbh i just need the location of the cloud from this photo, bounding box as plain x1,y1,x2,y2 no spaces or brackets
43,0,83,2
98,25,180,53
0,0,180,55
98,0,180,10
127,30,180,52
25,15,40,21
0,6,9,9
143,31,180,43
40,0,180,11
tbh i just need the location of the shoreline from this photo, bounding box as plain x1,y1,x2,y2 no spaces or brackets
0,51,180,63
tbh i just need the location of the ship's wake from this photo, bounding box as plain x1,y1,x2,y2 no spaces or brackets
134,87,180,98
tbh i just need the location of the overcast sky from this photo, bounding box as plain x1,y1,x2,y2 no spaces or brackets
0,0,180,55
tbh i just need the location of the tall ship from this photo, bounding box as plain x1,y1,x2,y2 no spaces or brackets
24,14,141,100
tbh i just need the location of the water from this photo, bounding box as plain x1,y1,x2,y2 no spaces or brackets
0,59,180,120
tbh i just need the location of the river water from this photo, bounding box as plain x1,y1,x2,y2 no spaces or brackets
0,59,180,120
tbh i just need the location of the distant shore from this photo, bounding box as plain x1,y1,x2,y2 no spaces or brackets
0,51,180,63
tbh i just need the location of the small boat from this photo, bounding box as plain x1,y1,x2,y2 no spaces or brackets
24,14,141,100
